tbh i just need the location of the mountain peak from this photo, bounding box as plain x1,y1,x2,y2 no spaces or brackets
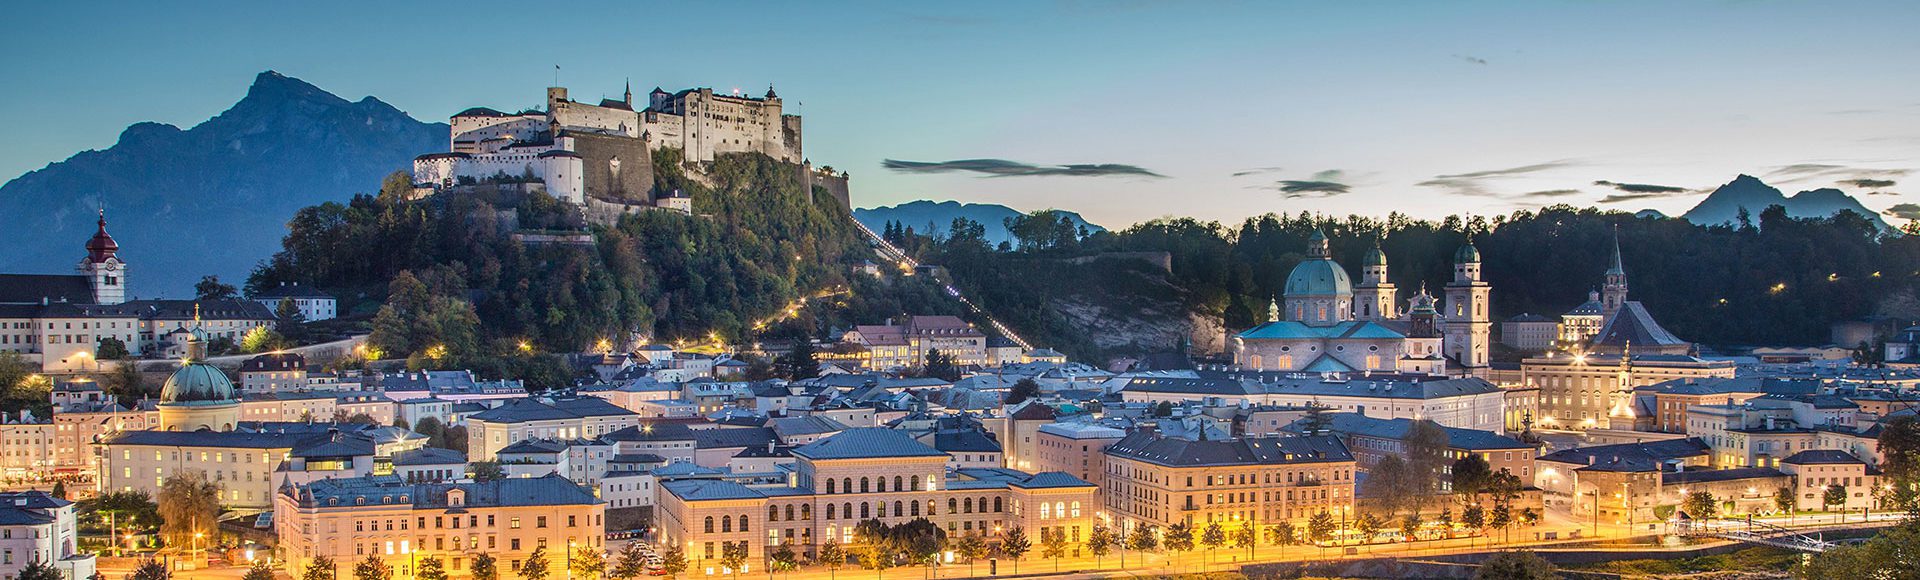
1681,175,1889,231
242,70,348,108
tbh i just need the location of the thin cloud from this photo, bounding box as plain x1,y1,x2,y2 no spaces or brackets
1416,160,1579,197
1598,193,1669,204
1593,180,1688,194
1231,166,1284,177
1518,189,1583,198
1453,54,1489,65
1268,181,1350,198
882,158,1165,178
1868,191,1901,196
1765,163,1910,184
1841,178,1897,189
1884,203,1920,221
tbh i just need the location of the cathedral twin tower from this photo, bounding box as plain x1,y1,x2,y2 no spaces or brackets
1233,230,1490,377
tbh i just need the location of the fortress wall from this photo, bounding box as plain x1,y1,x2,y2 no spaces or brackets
571,132,655,202
551,99,641,138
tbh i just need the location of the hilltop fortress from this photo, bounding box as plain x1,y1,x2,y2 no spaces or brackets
413,82,847,214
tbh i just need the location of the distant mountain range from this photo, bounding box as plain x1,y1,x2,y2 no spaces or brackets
854,200,1105,245
0,71,446,296
1681,174,1891,231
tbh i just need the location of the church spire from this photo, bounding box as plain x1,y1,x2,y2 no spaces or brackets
624,78,633,105
1606,225,1625,276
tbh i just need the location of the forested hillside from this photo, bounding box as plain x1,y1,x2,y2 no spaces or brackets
896,205,1920,361
248,151,965,380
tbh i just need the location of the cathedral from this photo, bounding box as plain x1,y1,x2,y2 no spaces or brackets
1231,230,1491,377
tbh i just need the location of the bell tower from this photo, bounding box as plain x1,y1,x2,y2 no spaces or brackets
1601,227,1629,325
76,208,127,305
1443,239,1491,372
1352,241,1396,321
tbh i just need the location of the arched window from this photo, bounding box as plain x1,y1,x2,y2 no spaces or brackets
738,515,748,532
911,501,921,516
927,500,937,516
844,502,852,519
894,476,904,491
769,506,780,521
827,504,837,520
826,479,836,494
910,475,920,490
1041,502,1051,519
893,501,904,517
860,503,870,519
801,504,811,520
860,477,870,493
874,478,885,493
948,498,958,513
843,478,852,493
994,497,1004,512
722,517,732,533
705,516,715,533
964,498,974,513
786,505,795,521
1071,501,1081,517
1250,355,1263,369
877,502,887,518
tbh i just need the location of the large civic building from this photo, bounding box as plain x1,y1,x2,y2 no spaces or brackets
1231,231,1490,377
1102,428,1356,533
275,474,604,580
655,428,1096,573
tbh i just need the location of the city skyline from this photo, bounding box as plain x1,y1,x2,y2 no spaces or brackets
4,1,1917,229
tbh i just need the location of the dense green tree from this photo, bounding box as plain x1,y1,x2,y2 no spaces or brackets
1087,524,1113,566
129,559,171,580
240,558,275,580
195,276,238,301
301,556,337,580
571,547,606,580
816,540,843,580
471,553,498,580
612,541,648,580
1474,550,1557,580
1005,378,1041,405
1001,525,1030,573
774,341,818,380
659,547,687,579
518,545,550,580
471,461,505,482
1825,485,1849,512
96,337,131,360
1683,491,1719,520
157,471,220,552
354,554,391,580
17,560,61,580
920,348,958,381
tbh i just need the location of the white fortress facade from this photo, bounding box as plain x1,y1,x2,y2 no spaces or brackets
413,82,802,206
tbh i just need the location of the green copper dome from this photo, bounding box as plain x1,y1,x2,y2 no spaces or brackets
1454,242,1481,264
1285,258,1352,298
160,363,236,404
1364,245,1387,267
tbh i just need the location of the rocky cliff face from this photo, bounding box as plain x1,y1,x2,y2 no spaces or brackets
0,71,447,296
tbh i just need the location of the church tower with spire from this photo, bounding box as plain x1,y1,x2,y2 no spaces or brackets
1601,228,1629,325
1443,239,1491,372
76,208,127,305
1352,241,1397,321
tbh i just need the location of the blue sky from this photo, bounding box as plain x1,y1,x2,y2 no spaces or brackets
4,0,1918,228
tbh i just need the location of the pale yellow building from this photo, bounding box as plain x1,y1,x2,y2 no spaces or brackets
1103,431,1356,533
275,474,604,579
656,428,1097,572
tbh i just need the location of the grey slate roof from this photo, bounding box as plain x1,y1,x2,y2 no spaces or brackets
1104,432,1352,467
0,274,96,304
1592,301,1688,349
1782,450,1866,465
469,396,634,424
1125,373,1501,400
293,474,597,508
662,479,765,501
1537,438,1709,472
391,447,467,466
792,428,947,460
1664,467,1786,485
1295,413,1532,451
934,430,1003,453
694,427,779,449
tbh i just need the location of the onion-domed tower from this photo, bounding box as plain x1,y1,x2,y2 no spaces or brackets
157,325,239,431
76,208,128,305
1443,239,1492,372
1352,241,1396,321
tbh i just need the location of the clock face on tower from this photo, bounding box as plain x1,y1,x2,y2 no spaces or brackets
105,262,118,271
